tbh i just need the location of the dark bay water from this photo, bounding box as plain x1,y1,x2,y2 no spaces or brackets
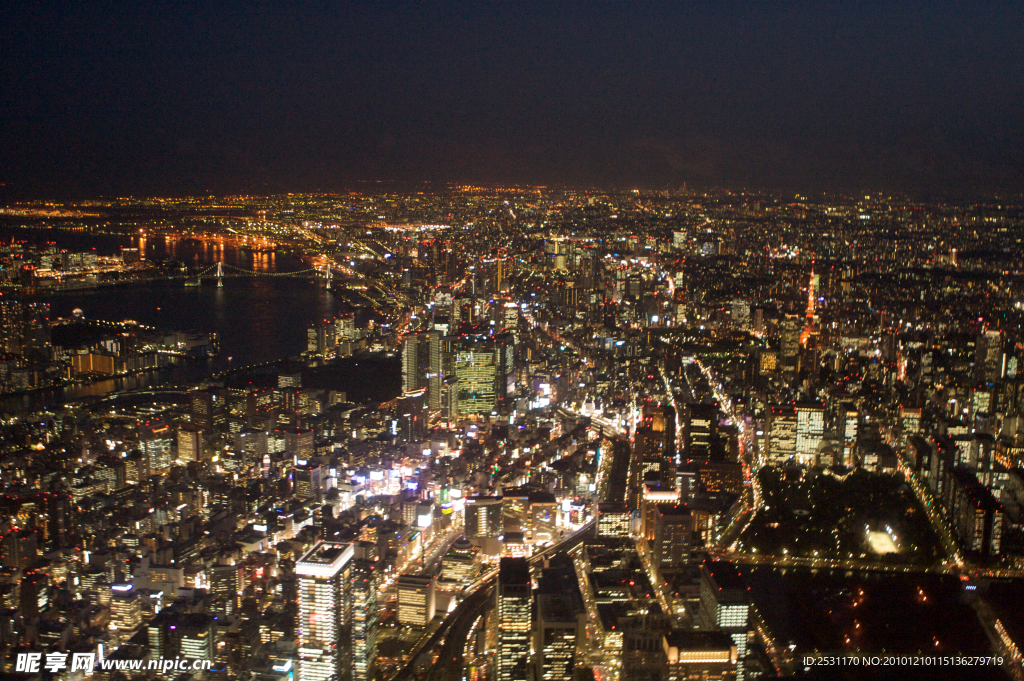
2,228,377,410
49,277,343,369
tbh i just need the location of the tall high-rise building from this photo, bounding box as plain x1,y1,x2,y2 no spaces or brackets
397,574,436,627
840,405,859,465
633,404,677,496
177,423,204,463
0,300,50,359
496,558,532,681
698,562,751,681
178,613,216,669
976,329,1002,383
351,560,378,681
396,389,427,442
282,427,315,460
190,389,215,432
684,404,718,462
454,332,500,416
503,302,520,343
645,504,694,570
110,584,143,644
141,420,174,471
402,332,427,393
294,463,323,502
149,611,215,670
440,537,479,583
0,529,38,571
535,555,584,681
0,298,23,354
779,315,801,375
766,405,797,464
209,564,240,615
795,404,825,464
427,331,449,411
297,542,354,681
451,329,515,416
44,492,74,551
596,503,632,538
466,496,504,539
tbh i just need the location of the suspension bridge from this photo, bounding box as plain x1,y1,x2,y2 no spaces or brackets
182,261,409,310
187,261,329,286
12,260,409,311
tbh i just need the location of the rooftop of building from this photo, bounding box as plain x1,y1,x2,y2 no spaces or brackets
499,557,531,586
538,593,582,624
702,561,748,594
396,573,434,587
296,541,353,575
664,629,736,651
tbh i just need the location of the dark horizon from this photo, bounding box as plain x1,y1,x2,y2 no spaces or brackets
3,2,1024,201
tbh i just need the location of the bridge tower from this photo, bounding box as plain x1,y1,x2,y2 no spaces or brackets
325,263,332,290
216,261,224,287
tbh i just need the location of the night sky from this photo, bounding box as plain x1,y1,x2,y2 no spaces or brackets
2,1,1023,199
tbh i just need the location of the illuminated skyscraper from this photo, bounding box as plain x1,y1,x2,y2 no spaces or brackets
698,562,751,681
397,574,436,627
496,558,532,681
177,614,215,670
440,537,479,583
177,423,204,463
454,333,499,416
351,560,377,681
297,542,353,681
209,564,240,615
0,298,23,354
766,405,797,464
841,405,859,465
466,496,504,539
535,555,584,681
427,330,448,411
596,503,632,538
646,504,695,569
795,404,825,464
110,584,143,644
402,332,427,393
396,389,427,442
190,389,215,432
149,611,215,669
141,420,174,471
684,404,717,462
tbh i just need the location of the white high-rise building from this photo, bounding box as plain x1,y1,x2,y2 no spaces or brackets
297,542,354,681
397,574,436,627
402,333,425,393
795,404,825,464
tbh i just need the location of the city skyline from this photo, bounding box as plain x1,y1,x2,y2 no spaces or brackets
2,3,1024,680
0,187,1022,680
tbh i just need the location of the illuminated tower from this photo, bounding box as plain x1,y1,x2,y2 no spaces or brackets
799,266,816,347
805,265,816,320
297,542,354,681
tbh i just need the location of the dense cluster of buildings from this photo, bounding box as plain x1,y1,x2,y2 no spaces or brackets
1,188,1023,680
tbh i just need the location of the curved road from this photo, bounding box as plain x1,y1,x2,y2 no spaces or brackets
390,520,596,681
